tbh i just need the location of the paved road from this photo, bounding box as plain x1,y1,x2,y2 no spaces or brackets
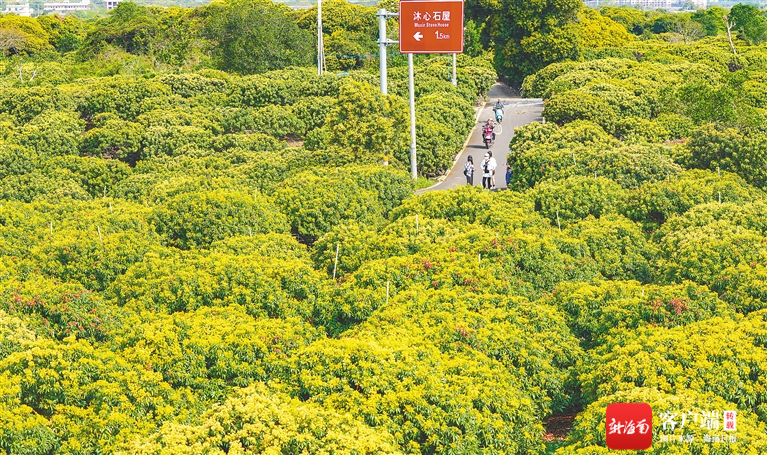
421,83,543,192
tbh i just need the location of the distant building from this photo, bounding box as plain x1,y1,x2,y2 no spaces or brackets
2,2,32,15
584,0,707,9
615,0,673,8
105,0,120,9
43,0,90,13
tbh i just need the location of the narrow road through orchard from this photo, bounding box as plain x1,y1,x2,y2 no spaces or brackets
420,83,543,192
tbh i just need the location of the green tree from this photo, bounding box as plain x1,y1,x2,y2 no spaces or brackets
622,169,765,230
287,333,546,454
691,6,727,36
115,306,322,400
533,176,626,227
17,110,84,157
543,91,618,133
44,155,131,198
575,7,634,50
471,0,582,84
360,290,584,414
686,124,767,189
0,336,194,455
673,15,706,44
665,79,758,127
293,0,376,38
0,15,50,56
0,86,72,123
0,143,39,179
325,29,371,71
202,0,313,74
579,317,767,422
292,0,377,71
127,382,401,455
730,3,767,45
150,190,288,249
323,80,408,164
274,170,384,243
599,6,649,35
652,12,681,34
391,184,544,229
542,280,731,349
221,105,305,138
463,19,484,57
36,14,86,52
565,214,656,282
655,220,767,293
74,76,171,121
292,95,335,131
80,116,144,164
157,72,229,99
108,248,328,318
81,2,160,55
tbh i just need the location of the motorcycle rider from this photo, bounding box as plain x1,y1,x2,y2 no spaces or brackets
486,119,496,141
494,99,504,122
482,121,494,145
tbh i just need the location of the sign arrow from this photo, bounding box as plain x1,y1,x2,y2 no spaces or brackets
399,1,463,54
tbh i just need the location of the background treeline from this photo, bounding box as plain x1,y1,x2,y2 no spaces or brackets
3,0,767,84
2,0,767,454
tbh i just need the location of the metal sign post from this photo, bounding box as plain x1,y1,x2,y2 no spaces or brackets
399,0,464,179
317,0,325,75
408,53,417,180
452,53,457,86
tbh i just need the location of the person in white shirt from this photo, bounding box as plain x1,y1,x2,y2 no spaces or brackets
481,153,492,189
487,151,497,189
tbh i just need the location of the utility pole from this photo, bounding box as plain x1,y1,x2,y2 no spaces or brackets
452,53,457,87
377,9,399,94
317,0,326,75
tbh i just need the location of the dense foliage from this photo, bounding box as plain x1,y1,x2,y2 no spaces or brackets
3,1,767,454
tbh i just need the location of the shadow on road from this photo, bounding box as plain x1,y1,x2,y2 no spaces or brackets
417,82,543,193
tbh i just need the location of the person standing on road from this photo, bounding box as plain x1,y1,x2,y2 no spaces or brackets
463,155,475,186
481,153,492,189
488,151,498,189
505,162,512,188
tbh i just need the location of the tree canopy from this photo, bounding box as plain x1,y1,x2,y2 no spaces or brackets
3,2,767,454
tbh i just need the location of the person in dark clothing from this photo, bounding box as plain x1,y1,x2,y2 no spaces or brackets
463,155,475,185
